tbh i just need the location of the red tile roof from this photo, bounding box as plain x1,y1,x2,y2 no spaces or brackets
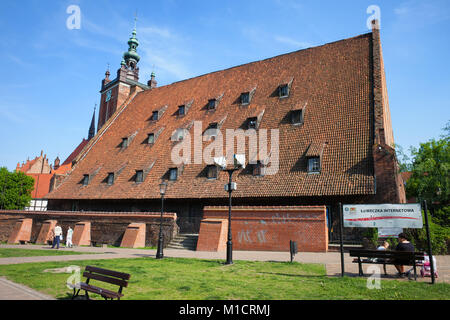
28,173,53,199
62,139,89,166
48,32,377,201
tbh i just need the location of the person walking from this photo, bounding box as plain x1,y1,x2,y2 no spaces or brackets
51,224,63,249
66,227,73,248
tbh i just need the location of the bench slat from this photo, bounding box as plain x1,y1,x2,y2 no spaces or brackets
83,272,129,288
85,265,131,280
78,282,123,299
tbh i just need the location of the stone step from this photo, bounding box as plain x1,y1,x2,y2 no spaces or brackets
167,234,199,251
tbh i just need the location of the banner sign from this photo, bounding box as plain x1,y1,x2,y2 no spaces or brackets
378,227,403,238
343,204,423,229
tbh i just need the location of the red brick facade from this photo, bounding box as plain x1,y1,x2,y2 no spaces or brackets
0,210,178,248
197,206,328,252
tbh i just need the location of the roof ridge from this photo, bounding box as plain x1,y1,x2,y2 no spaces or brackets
150,32,372,90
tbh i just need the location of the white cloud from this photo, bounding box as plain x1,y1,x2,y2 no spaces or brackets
274,36,313,49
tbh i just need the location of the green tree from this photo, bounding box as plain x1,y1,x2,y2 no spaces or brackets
0,167,35,210
405,137,449,210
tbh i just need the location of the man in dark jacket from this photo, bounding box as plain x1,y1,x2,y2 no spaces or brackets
394,233,415,277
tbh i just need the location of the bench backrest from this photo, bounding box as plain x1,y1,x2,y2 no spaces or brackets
83,266,131,289
349,249,425,261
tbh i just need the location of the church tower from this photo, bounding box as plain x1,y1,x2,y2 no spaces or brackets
97,20,153,131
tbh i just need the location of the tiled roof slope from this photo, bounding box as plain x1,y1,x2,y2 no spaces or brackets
62,139,89,166
47,32,377,201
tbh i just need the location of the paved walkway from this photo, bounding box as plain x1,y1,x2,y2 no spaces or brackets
0,244,448,299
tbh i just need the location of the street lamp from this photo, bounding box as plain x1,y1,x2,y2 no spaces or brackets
215,155,245,265
156,181,168,259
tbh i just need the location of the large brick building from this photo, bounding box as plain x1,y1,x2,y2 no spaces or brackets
46,20,405,246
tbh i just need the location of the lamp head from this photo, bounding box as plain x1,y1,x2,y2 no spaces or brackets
159,181,168,195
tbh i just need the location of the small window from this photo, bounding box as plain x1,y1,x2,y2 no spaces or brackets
107,172,115,185
241,92,250,105
148,133,155,144
291,110,303,125
207,165,218,179
169,168,178,181
208,99,217,110
122,137,128,148
82,174,89,186
248,117,258,129
135,170,144,183
151,111,159,121
279,84,289,98
308,157,321,173
253,161,265,177
178,105,185,116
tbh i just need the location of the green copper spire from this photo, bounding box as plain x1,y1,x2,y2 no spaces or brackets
123,17,140,68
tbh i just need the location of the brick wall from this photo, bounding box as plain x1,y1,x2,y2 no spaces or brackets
0,210,178,247
198,206,328,252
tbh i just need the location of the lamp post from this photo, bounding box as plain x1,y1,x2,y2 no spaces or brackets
156,181,167,259
216,154,245,265
225,168,238,265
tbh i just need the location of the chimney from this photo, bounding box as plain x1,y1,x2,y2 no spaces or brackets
54,157,60,170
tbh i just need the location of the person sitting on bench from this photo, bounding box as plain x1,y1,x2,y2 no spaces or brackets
394,233,415,278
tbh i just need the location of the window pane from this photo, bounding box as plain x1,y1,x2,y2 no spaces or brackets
83,175,89,186
169,168,178,181
136,171,143,183
122,138,128,148
291,110,302,124
279,85,289,97
241,92,250,104
208,99,216,110
178,105,185,115
207,166,217,179
152,111,158,121
308,157,320,172
248,117,257,129
107,173,114,185
148,133,155,144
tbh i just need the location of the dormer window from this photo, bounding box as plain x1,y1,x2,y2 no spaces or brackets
253,161,265,177
151,111,159,121
135,170,144,183
307,157,321,174
241,92,250,105
121,137,129,149
207,165,218,179
107,172,115,185
248,117,258,129
169,168,178,181
82,174,89,186
291,109,303,125
178,105,186,116
147,133,155,145
208,99,217,110
279,84,289,98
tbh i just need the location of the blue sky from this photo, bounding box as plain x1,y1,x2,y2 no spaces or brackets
0,0,449,171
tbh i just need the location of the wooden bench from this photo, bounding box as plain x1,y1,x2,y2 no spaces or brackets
349,249,424,280
70,266,131,300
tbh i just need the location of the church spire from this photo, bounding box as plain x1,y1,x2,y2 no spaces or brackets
123,16,140,70
88,105,96,140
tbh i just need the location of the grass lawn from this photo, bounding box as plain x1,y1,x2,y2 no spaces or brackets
0,257,449,300
0,248,92,258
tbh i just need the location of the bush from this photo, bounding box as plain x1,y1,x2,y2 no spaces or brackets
405,219,450,255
